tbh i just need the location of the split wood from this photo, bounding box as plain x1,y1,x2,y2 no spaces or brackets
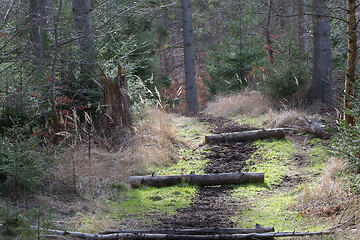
129,172,264,188
205,128,286,144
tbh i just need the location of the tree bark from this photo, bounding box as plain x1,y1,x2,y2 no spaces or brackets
129,172,264,188
101,224,275,235
344,0,357,125
37,226,331,240
72,0,97,82
205,129,285,144
265,0,274,64
98,64,132,131
50,0,63,140
181,0,199,113
297,0,309,54
29,0,50,76
307,0,333,104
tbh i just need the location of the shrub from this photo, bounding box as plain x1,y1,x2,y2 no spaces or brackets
259,45,311,101
0,127,51,196
331,98,360,193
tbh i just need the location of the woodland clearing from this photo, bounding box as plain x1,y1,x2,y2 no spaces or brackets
0,91,359,240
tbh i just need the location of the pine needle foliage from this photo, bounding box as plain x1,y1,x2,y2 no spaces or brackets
331,97,360,193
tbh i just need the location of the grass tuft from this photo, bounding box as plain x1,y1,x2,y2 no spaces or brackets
204,90,273,118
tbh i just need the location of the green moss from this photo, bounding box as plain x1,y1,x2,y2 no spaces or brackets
231,137,331,232
245,139,296,187
306,138,328,174
150,147,209,175
232,115,268,126
108,184,197,221
173,115,211,145
233,192,327,231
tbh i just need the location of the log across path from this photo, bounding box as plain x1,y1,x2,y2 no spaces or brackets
205,128,286,144
129,172,264,188
31,224,332,239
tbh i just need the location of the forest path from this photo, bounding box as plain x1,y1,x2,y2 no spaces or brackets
154,114,260,229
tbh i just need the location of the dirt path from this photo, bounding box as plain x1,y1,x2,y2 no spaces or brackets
155,114,257,229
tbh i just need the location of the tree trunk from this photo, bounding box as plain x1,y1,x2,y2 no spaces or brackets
205,129,285,144
72,0,97,82
297,0,309,54
29,0,50,75
181,0,199,113
307,0,333,104
98,64,132,132
38,226,331,239
50,0,63,141
345,0,357,125
101,224,275,235
129,172,264,188
265,0,274,64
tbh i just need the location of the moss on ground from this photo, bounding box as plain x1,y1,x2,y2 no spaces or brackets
232,136,330,232
108,184,197,221
245,139,296,187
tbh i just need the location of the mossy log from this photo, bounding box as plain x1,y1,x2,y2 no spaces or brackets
129,172,264,188
205,128,286,144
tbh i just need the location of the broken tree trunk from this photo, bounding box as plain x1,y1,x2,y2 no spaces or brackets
97,63,132,133
129,172,264,188
205,128,285,144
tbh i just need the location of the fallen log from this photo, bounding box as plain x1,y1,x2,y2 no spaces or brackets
39,228,332,239
101,224,274,235
205,128,286,144
129,172,264,188
302,120,332,139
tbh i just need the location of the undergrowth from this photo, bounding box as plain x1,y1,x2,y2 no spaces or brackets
67,113,211,232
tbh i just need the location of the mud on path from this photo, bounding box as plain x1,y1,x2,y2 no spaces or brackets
155,114,257,229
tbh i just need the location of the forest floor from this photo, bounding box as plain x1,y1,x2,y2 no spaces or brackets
68,110,356,239
1,98,359,239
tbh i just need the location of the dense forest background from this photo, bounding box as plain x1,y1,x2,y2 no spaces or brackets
0,0,349,134
1,0,360,237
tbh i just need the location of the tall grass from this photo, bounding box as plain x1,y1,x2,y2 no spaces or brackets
204,90,273,117
52,108,179,196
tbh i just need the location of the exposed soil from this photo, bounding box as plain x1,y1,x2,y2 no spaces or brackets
156,113,256,229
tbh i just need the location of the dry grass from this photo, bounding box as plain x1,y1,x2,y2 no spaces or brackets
51,108,180,196
300,157,345,205
266,109,305,128
294,157,360,238
204,90,273,117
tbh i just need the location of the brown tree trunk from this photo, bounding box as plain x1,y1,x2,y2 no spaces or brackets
205,129,285,144
98,64,132,132
345,0,357,125
50,0,63,140
182,0,199,113
265,0,274,64
101,224,275,235
129,172,264,188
